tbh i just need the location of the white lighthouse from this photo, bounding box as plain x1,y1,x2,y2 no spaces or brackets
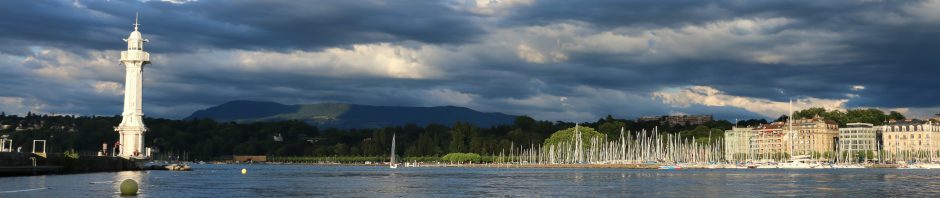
116,14,150,159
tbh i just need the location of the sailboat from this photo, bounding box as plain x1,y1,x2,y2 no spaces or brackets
390,133,398,169
774,99,818,169
777,155,819,169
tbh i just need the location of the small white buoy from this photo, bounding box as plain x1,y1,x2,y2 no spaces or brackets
120,179,138,195
241,168,247,174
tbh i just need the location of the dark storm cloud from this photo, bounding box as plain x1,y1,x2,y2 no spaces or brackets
0,0,485,53
0,1,123,54
835,20,940,108
180,1,484,47
505,0,919,29
3,0,940,121
499,0,940,110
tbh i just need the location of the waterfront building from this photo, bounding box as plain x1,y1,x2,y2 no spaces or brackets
788,116,839,158
665,115,713,126
724,126,753,162
751,122,787,160
838,123,881,154
882,120,940,162
115,15,150,159
740,116,840,161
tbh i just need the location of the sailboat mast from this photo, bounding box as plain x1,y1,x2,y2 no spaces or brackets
788,99,794,159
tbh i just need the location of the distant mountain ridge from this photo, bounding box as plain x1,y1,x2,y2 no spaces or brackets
185,100,517,128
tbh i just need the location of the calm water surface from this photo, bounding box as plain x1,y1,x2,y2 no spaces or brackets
2,164,940,197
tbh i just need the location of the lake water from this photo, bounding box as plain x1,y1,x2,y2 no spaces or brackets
3,164,940,197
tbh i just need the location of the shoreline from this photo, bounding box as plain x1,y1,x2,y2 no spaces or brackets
231,162,662,169
237,161,908,169
278,163,661,169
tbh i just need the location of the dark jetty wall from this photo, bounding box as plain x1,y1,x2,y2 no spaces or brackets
44,154,140,173
1,153,140,175
0,152,38,166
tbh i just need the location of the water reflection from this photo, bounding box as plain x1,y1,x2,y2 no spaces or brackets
5,166,940,197
29,175,47,191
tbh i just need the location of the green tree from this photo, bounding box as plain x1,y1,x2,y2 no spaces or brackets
360,138,379,156
888,111,906,121
441,153,482,163
507,129,526,145
736,119,768,127
233,141,258,155
826,110,847,126
449,122,475,153
469,136,487,154
543,126,603,149
514,116,536,131
793,107,827,119
313,146,333,156
845,109,886,125
333,143,349,156
792,107,907,126
598,121,626,140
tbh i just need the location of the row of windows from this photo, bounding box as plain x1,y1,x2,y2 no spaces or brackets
886,134,931,140
841,145,875,150
840,130,878,134
841,135,872,137
886,141,929,146
794,130,839,133
841,140,874,144
886,125,938,132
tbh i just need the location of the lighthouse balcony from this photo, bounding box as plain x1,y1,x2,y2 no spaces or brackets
121,51,150,62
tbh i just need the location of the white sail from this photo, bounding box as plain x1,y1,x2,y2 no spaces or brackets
390,133,398,169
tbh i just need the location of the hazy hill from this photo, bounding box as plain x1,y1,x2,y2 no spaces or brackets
185,100,517,128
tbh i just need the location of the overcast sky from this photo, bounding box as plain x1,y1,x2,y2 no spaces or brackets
1,0,939,122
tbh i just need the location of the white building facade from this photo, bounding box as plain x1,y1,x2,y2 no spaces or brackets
724,127,753,162
882,120,940,162
838,123,881,153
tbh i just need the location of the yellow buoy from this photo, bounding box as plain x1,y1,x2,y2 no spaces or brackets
241,168,247,174
119,179,138,195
